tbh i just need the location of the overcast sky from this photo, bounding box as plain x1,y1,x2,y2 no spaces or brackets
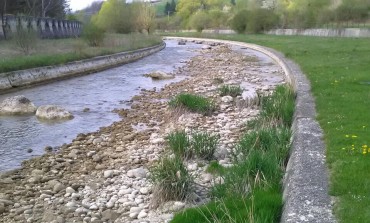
69,0,103,11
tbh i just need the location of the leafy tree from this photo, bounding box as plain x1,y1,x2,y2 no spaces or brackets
164,2,171,16
136,3,156,33
230,9,248,33
93,0,134,33
189,11,211,32
170,0,177,13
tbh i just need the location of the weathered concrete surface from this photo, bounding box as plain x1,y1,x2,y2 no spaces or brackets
0,43,165,93
266,28,370,38
166,37,336,223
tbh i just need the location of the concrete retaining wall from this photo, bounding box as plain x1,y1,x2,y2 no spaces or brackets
166,37,336,223
0,43,165,93
0,15,82,40
266,28,370,38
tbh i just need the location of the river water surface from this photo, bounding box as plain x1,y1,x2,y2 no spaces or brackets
0,40,202,171
0,40,283,172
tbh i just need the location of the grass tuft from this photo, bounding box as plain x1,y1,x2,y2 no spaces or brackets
166,130,191,159
191,132,219,161
150,156,194,207
219,85,243,97
169,93,215,115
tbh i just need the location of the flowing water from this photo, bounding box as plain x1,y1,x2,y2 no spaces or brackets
0,40,283,172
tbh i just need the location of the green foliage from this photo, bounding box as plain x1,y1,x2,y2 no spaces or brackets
230,9,249,33
191,132,219,160
236,127,291,166
82,23,105,47
166,130,191,159
169,93,215,115
260,85,295,127
150,156,194,204
206,160,225,175
219,85,242,97
172,189,282,223
189,11,211,32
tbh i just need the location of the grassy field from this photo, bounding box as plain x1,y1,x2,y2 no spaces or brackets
165,33,370,222
0,33,162,73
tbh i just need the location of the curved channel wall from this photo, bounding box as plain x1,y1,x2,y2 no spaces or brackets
166,37,336,223
0,42,165,93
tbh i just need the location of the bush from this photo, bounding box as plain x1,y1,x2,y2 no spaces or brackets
230,9,249,34
219,85,242,97
189,11,211,32
169,93,215,115
82,23,105,47
191,132,219,160
246,8,279,33
166,130,191,159
12,27,38,55
150,156,194,206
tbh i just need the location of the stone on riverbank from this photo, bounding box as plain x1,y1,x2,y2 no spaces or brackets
0,95,37,115
36,105,74,120
144,71,175,80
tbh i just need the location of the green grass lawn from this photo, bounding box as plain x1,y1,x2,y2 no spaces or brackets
164,33,370,222
0,33,162,73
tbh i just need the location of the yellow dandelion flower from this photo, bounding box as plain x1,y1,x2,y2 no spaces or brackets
363,151,367,155
362,145,368,148
368,148,370,153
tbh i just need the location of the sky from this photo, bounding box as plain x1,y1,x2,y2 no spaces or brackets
69,0,103,11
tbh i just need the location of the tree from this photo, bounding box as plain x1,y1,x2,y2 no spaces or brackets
170,0,176,13
230,0,235,5
164,2,171,16
136,3,156,33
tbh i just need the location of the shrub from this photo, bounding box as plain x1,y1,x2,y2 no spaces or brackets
169,93,215,115
230,9,249,34
246,8,279,33
150,156,194,206
189,11,211,32
82,23,105,47
12,27,38,55
219,85,242,97
191,132,219,160
166,130,191,159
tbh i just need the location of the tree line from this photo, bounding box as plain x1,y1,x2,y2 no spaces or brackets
0,0,69,19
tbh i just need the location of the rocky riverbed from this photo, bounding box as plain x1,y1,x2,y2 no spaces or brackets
0,41,285,223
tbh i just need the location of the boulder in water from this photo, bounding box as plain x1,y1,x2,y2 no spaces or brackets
36,105,74,120
144,71,174,80
0,95,37,115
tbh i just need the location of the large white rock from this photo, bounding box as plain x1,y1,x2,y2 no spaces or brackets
36,105,74,120
0,95,37,115
144,71,174,80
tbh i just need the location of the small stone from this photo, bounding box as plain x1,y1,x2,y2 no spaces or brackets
137,211,148,219
44,146,53,152
65,187,76,194
53,183,66,193
83,217,91,223
221,96,233,103
27,148,33,153
103,170,114,178
139,187,149,195
127,168,147,179
0,203,5,214
89,204,99,210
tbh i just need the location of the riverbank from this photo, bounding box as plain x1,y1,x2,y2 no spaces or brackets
0,33,162,74
0,40,286,222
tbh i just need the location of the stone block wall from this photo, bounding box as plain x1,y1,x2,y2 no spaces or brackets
0,15,82,40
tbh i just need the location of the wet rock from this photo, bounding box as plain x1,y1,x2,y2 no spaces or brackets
0,95,37,115
36,105,74,120
178,40,186,45
144,71,175,80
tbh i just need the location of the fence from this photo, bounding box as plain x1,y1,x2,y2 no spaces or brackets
0,15,82,40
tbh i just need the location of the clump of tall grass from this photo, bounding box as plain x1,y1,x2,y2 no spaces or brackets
171,189,282,223
235,127,291,166
169,93,215,115
166,130,191,159
191,132,219,161
150,156,194,207
219,85,243,97
259,85,295,127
